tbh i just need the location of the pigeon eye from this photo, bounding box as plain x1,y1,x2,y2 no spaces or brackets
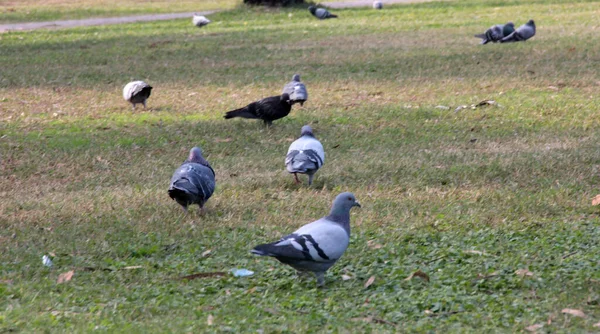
347,197,352,201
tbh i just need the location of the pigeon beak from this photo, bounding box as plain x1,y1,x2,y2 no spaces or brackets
354,201,361,208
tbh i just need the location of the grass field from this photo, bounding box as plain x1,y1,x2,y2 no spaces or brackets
2,0,600,332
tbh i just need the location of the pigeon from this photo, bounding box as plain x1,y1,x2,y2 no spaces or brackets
373,1,383,9
286,125,325,186
224,94,292,126
251,192,361,286
192,14,211,27
282,74,308,106
123,81,152,110
168,147,216,212
474,22,515,44
500,19,536,43
308,6,338,19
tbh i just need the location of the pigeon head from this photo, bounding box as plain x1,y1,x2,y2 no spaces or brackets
527,19,535,26
188,147,205,163
300,125,314,137
506,22,515,28
292,74,301,82
330,192,361,216
308,6,317,15
281,93,291,104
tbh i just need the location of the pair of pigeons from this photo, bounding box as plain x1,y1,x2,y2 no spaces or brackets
475,19,536,44
168,125,324,211
224,74,308,126
168,131,344,287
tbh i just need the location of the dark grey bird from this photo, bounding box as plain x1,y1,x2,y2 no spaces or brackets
308,6,338,19
168,147,216,212
251,192,360,287
282,74,308,106
500,19,536,43
474,22,515,44
224,93,292,126
286,125,325,186
123,81,152,110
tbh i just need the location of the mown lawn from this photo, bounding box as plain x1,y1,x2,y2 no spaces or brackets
1,0,600,332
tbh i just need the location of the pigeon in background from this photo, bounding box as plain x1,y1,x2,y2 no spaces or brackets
286,125,325,186
500,19,536,43
192,14,211,27
251,192,361,287
224,94,292,126
308,6,338,19
474,22,515,44
373,1,383,9
282,74,308,106
123,81,152,110
168,147,216,212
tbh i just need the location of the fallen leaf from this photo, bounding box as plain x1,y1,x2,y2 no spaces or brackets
367,240,383,249
202,249,212,257
122,266,142,270
515,269,534,277
424,310,433,315
593,321,600,327
341,274,352,281
207,314,214,325
592,194,600,206
364,276,375,288
247,286,257,294
180,272,227,280
464,250,488,256
215,138,232,143
404,269,430,282
525,324,543,332
561,308,586,318
57,270,74,284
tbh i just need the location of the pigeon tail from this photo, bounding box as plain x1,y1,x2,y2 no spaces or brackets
328,14,338,18
251,243,278,257
474,33,485,39
224,107,258,119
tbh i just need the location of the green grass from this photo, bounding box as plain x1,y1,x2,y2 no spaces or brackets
2,0,600,332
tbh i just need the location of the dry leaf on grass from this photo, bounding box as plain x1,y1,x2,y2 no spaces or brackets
207,314,214,325
57,270,74,284
592,194,600,206
367,240,383,249
525,324,544,332
463,250,490,256
593,321,600,328
122,266,142,270
215,138,232,143
404,270,430,282
364,276,375,288
201,249,212,257
561,308,586,318
515,269,534,277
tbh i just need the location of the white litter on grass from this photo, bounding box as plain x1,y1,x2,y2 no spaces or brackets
42,255,53,267
231,268,254,277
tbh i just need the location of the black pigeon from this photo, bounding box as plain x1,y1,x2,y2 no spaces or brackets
224,93,292,126
168,147,216,212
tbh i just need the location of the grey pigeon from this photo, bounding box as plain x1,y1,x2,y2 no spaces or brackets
308,6,338,20
123,81,152,110
168,147,216,212
251,192,360,286
224,94,292,126
500,19,536,43
192,14,211,27
474,22,515,44
373,1,383,9
282,74,308,106
286,125,325,185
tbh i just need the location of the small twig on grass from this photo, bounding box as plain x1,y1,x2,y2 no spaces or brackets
426,310,464,318
562,251,578,259
424,255,448,265
180,272,227,280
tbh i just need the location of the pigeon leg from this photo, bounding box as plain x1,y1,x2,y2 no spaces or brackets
307,174,314,186
131,102,136,110
143,100,147,110
294,173,300,184
300,101,304,106
315,272,325,287
264,120,273,127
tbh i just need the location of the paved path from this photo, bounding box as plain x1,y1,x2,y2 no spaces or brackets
0,0,436,33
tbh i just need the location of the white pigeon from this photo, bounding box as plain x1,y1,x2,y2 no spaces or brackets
251,192,361,286
192,14,211,28
281,74,308,106
373,1,383,9
285,125,325,186
500,19,536,43
123,81,152,110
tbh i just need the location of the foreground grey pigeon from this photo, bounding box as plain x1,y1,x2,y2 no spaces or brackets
474,22,515,44
286,125,325,185
192,14,211,27
224,94,292,126
168,147,216,212
282,74,308,106
373,1,383,9
500,19,536,43
123,81,152,110
251,192,360,286
308,6,338,19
